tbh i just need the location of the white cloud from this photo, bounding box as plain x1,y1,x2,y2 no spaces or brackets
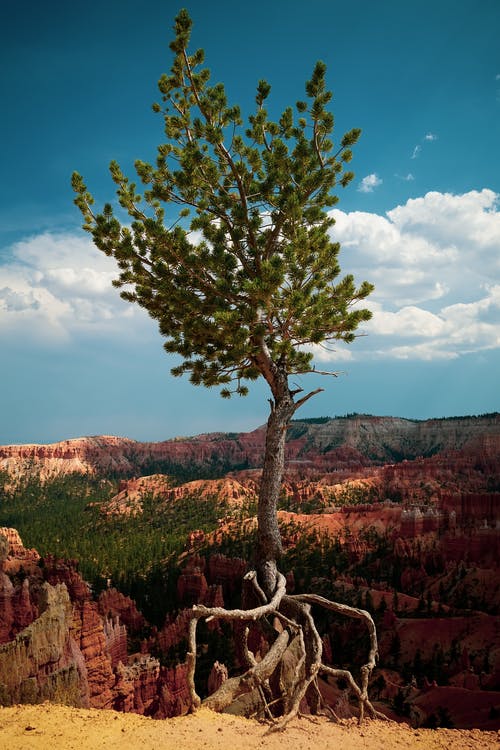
387,189,500,253
2,191,499,366
0,287,40,313
381,343,459,361
411,133,438,158
328,189,500,361
370,305,446,338
0,232,148,344
358,173,382,193
308,343,354,364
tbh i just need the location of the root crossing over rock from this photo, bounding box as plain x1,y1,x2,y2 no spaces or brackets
185,569,383,730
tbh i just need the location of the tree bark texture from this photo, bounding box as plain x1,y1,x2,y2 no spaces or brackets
256,386,296,599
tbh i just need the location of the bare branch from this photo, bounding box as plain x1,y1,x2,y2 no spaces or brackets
293,387,324,412
305,368,342,377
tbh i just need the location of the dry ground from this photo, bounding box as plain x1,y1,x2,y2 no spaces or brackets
0,704,498,750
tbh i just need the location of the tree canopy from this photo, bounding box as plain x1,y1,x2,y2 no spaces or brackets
72,8,373,404
71,11,380,723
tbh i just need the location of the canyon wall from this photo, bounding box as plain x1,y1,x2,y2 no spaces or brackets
1,414,498,481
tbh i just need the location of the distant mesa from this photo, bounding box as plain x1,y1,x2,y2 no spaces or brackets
1,413,499,482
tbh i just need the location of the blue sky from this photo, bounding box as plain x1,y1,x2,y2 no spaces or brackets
1,0,499,444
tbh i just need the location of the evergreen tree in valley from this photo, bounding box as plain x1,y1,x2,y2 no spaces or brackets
72,9,377,726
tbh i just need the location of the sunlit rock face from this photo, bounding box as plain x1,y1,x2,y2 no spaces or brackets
1,414,498,482
0,528,250,719
0,413,498,725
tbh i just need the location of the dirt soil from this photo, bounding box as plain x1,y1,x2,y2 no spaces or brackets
0,704,498,750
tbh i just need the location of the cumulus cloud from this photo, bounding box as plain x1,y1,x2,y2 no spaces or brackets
0,232,147,344
358,173,382,193
0,287,40,313
2,190,499,365
327,188,500,361
387,190,500,252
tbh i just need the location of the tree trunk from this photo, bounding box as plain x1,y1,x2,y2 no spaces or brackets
256,385,296,599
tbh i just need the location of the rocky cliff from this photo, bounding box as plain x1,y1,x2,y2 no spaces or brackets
0,582,86,707
1,414,498,481
0,528,248,719
0,412,499,728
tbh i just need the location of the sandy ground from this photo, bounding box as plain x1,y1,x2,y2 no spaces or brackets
0,704,498,750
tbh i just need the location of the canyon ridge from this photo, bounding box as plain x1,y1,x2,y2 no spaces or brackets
0,413,499,732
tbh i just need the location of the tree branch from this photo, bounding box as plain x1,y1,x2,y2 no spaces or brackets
293,388,324,412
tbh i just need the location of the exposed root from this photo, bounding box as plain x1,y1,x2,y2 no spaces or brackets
193,571,286,623
289,593,379,674
289,592,381,724
186,616,201,710
319,665,388,722
203,630,290,712
240,624,274,718
185,569,383,727
266,598,323,733
242,625,258,668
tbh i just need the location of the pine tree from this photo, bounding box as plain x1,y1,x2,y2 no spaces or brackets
72,9,376,725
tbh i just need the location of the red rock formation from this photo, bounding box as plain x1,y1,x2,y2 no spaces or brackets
71,599,115,709
187,529,206,549
157,662,191,718
207,553,247,595
176,567,208,605
113,654,161,715
11,578,38,633
103,474,173,516
0,436,138,481
43,555,92,602
440,529,500,565
441,492,499,524
2,413,498,483
103,476,257,517
0,571,14,644
164,478,256,506
0,531,201,718
410,684,500,730
203,584,225,611
0,526,40,574
98,588,146,633
0,527,30,556
157,609,193,653
0,529,40,643
207,660,228,695
103,616,128,668
0,583,90,707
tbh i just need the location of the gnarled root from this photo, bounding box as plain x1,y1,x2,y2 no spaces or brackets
204,630,290,711
186,569,384,728
289,593,384,724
